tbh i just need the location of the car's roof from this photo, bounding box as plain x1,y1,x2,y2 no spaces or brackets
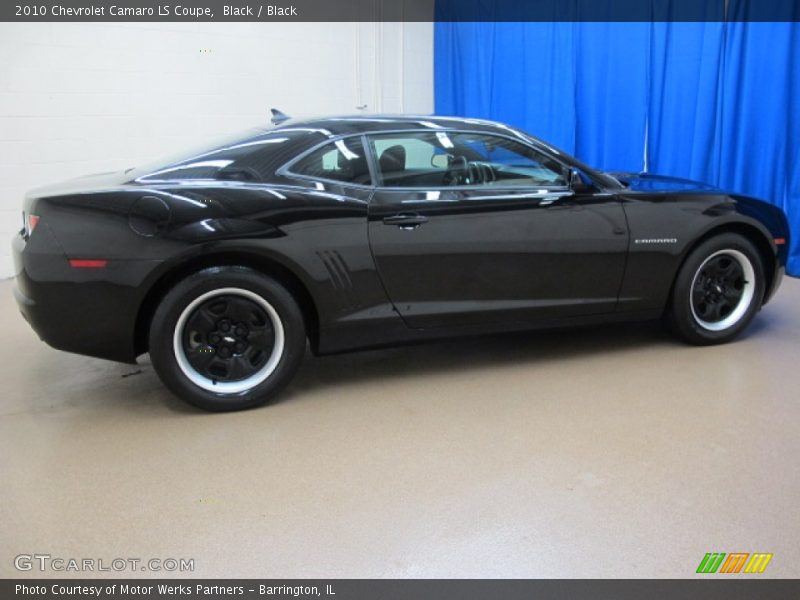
129,112,613,187
263,114,620,189
269,114,527,137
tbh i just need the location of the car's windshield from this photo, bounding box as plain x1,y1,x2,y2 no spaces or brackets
515,131,625,190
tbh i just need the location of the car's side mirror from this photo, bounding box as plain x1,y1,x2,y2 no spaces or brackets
569,169,593,193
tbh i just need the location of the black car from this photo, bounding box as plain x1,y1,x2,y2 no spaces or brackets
13,114,790,411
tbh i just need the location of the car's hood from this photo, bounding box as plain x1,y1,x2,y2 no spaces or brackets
608,172,718,192
27,170,133,198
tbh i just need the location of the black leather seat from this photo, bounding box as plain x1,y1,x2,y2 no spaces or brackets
336,147,371,184
378,145,407,175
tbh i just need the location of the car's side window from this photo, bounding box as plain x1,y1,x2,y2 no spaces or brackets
289,137,371,185
368,131,568,189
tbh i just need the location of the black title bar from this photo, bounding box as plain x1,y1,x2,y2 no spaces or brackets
2,0,799,22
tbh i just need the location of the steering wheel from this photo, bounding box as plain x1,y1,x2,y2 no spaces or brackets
468,161,496,185
442,156,498,186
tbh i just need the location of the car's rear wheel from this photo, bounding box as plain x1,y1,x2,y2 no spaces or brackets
149,267,306,411
668,233,765,345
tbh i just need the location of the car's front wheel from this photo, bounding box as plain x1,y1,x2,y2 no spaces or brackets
149,267,306,411
669,233,765,345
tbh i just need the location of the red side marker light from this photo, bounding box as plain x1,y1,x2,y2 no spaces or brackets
69,259,108,268
774,238,786,246
27,214,40,234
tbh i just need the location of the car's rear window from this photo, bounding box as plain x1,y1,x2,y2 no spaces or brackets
131,128,325,183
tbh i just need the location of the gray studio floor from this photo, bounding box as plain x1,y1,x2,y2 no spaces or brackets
1,277,798,578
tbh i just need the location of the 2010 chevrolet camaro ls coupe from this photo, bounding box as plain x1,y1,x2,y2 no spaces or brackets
13,114,790,410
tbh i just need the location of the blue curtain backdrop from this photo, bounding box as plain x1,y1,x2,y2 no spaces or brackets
434,16,800,276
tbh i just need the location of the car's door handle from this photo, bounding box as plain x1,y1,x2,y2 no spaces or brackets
383,214,429,228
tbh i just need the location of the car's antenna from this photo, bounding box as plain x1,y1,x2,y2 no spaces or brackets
270,108,291,125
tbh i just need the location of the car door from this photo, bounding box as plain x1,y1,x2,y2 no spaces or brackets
366,130,629,329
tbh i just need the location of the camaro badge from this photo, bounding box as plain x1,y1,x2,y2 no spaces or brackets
634,238,678,244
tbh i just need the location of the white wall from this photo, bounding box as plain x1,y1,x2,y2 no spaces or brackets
0,21,434,277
